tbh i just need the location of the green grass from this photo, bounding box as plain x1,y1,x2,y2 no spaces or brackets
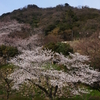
10,96,32,100
0,64,14,69
55,90,100,100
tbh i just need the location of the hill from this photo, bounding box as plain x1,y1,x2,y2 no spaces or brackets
0,3,100,100
0,3,100,41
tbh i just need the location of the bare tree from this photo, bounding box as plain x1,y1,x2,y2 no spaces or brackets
76,32,100,70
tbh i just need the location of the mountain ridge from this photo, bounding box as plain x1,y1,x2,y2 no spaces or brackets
0,3,100,41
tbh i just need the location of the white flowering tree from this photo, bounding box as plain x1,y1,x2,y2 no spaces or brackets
8,47,100,99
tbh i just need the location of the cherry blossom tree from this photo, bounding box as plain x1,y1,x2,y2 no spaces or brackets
8,47,100,99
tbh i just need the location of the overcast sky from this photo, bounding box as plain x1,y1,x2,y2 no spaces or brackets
0,0,100,15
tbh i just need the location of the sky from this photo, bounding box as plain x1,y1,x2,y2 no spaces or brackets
0,0,100,16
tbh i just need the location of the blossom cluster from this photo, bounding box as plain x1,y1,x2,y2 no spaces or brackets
9,47,100,95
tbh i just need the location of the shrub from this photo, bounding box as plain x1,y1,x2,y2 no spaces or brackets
43,42,73,56
0,45,19,58
45,24,56,35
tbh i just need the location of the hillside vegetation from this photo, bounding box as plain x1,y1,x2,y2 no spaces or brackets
0,3,100,41
0,3,100,100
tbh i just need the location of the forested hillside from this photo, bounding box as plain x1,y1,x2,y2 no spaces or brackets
0,3,100,100
0,3,100,40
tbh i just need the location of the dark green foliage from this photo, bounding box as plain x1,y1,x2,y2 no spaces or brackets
44,42,73,56
45,24,56,35
30,16,39,27
55,42,73,55
0,45,19,58
44,42,56,51
65,3,69,7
